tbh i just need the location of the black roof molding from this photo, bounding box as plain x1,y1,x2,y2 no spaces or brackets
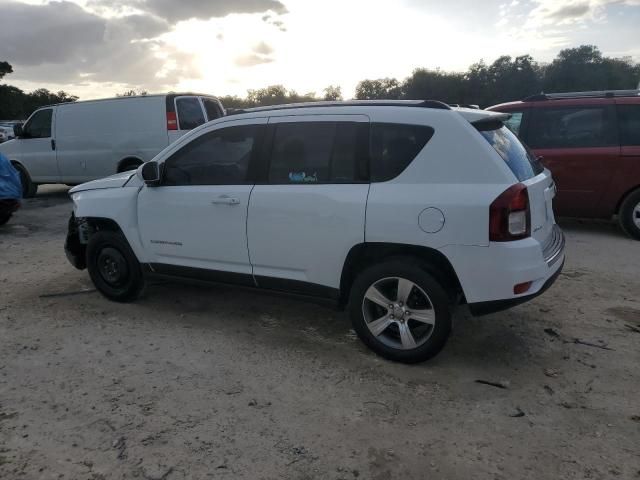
524,89,640,101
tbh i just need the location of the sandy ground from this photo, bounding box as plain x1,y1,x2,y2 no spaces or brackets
1,185,639,480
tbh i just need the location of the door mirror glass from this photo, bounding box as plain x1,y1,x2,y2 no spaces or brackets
140,161,160,186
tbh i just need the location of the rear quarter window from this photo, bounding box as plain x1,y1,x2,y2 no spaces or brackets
480,125,543,181
370,123,434,182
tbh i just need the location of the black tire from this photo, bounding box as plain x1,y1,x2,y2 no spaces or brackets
618,188,640,240
348,258,452,363
13,163,37,198
87,231,144,302
0,213,11,226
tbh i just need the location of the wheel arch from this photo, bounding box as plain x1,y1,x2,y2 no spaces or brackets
339,242,464,307
117,156,144,173
615,184,640,215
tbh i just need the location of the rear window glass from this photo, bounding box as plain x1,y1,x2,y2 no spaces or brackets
202,98,222,121
176,97,205,130
480,126,543,181
370,123,434,182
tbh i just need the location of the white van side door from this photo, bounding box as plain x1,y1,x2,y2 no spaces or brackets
15,108,59,183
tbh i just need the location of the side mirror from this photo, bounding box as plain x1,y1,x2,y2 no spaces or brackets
13,124,23,138
139,161,160,186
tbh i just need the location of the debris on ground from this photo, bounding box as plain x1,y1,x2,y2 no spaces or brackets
475,379,509,389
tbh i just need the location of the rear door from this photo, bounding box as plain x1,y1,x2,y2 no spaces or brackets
168,96,207,143
15,108,59,183
247,115,369,294
201,96,225,121
526,103,619,218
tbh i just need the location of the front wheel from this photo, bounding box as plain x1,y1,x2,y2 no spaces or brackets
619,189,640,240
87,231,145,302
13,164,37,198
349,260,452,363
0,213,11,226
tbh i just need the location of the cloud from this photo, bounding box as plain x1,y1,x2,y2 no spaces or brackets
0,1,192,90
91,0,288,23
546,3,591,20
234,42,276,66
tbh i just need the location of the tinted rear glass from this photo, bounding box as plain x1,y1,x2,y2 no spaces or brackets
480,125,543,181
176,97,205,130
370,123,434,182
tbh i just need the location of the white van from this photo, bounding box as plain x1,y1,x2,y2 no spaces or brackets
0,93,225,197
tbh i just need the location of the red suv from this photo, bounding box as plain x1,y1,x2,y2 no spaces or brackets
488,90,640,239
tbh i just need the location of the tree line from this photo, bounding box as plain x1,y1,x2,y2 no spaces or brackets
1,45,639,120
0,61,78,120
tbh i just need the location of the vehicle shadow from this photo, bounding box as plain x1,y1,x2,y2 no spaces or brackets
557,216,627,240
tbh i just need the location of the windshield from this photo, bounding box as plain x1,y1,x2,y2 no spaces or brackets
479,125,543,181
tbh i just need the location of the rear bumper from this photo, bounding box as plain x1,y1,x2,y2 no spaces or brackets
440,225,566,315
467,257,564,316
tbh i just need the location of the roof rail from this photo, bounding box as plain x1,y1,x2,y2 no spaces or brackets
228,99,451,115
524,89,640,101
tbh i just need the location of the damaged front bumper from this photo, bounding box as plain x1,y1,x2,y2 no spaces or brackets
64,213,87,270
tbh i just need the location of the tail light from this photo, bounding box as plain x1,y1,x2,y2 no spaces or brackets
489,183,530,241
166,111,178,130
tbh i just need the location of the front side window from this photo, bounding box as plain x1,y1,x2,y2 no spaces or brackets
503,111,524,136
268,122,365,184
370,123,434,182
480,126,543,181
176,97,205,130
528,106,616,149
23,109,53,138
163,125,262,186
617,105,640,146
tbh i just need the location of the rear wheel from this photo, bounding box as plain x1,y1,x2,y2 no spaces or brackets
349,259,452,363
87,231,144,302
13,164,37,198
618,188,640,240
0,213,11,226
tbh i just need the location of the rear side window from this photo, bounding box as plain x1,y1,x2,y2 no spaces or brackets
370,123,434,182
617,105,640,146
24,109,53,138
268,122,366,184
202,98,223,121
176,97,206,130
163,125,262,186
480,126,543,181
528,106,617,148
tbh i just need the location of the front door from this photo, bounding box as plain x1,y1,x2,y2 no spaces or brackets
16,108,59,183
247,115,370,294
137,118,266,281
527,104,619,218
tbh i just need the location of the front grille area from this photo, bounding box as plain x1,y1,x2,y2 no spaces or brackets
542,224,565,267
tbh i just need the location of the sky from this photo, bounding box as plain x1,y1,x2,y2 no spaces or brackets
1,0,639,100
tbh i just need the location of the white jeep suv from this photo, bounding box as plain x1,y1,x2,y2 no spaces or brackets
65,100,565,363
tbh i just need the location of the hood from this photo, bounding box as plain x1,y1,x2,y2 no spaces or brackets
70,171,136,193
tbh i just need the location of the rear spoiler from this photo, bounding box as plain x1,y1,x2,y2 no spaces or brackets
472,112,511,131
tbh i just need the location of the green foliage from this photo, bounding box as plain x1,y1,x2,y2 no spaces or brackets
323,85,343,101
0,62,78,119
355,78,401,100
117,89,148,97
0,61,13,80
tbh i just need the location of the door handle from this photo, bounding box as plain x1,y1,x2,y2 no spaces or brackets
51,139,56,151
211,195,240,205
